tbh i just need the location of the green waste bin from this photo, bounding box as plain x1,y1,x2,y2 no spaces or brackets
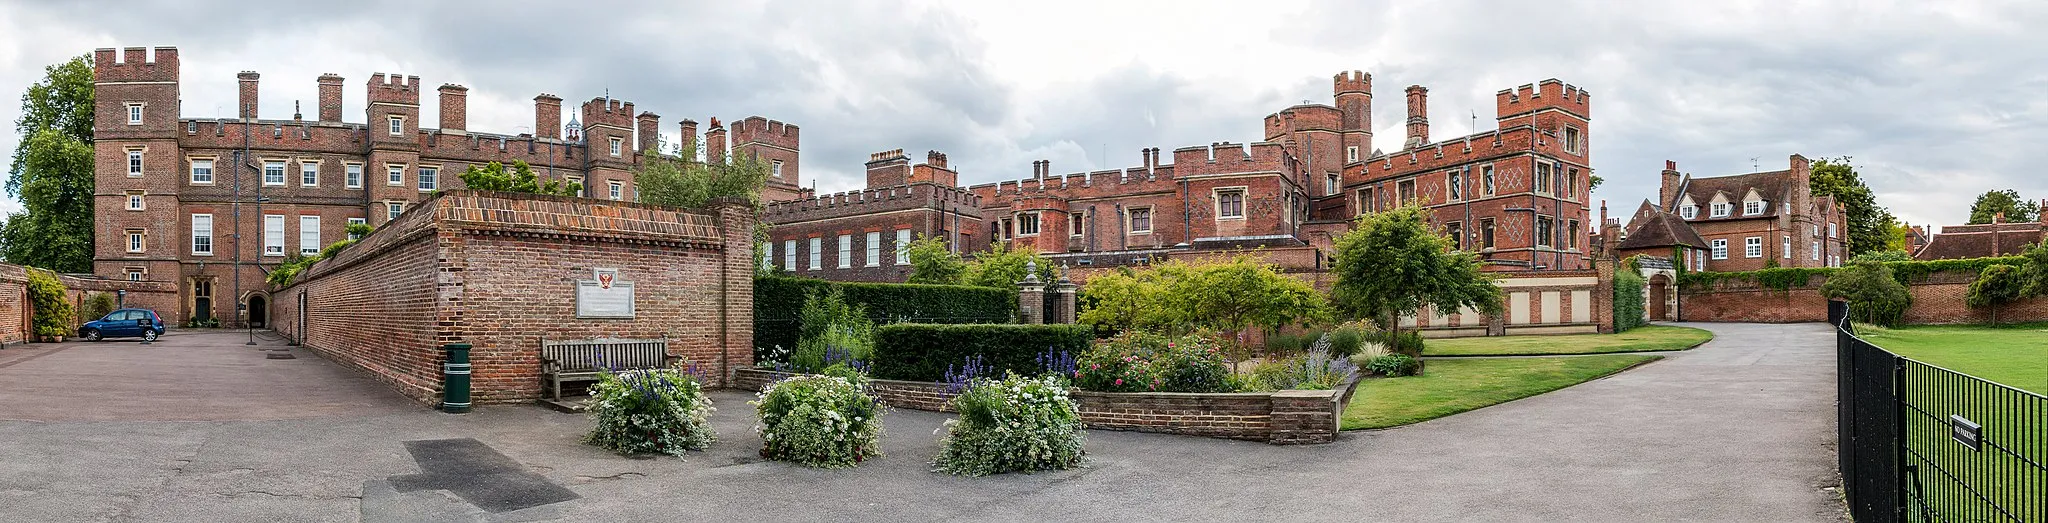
442,343,472,414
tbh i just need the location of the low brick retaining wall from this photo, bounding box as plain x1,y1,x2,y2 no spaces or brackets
731,367,1362,445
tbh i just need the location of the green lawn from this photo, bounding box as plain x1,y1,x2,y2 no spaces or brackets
1341,354,1661,430
1851,323,2047,520
1854,323,2048,395
1423,325,1713,357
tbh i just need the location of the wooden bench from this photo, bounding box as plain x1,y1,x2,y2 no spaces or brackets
539,338,674,400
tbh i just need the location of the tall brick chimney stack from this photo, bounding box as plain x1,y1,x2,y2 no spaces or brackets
534,94,562,139
636,112,661,154
437,84,468,132
237,71,260,120
316,74,344,122
1660,160,1681,208
679,119,698,156
706,117,728,163
1403,85,1429,150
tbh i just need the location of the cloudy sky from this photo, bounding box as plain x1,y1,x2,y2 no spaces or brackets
2,0,2042,231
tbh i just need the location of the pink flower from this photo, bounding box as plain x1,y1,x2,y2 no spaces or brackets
1114,379,1123,386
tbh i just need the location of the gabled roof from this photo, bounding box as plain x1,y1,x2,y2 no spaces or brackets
1618,199,1710,250
1674,169,1797,220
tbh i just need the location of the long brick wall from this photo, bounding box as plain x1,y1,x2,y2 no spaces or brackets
1679,270,2048,324
274,190,755,405
732,367,1359,445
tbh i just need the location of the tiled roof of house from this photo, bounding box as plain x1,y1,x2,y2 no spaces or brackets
1674,169,1797,221
1914,222,2045,260
1618,207,1710,250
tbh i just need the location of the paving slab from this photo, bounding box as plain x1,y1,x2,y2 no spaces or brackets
0,323,1845,522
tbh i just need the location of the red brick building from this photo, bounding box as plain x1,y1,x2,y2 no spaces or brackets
91,46,792,326
1307,78,1597,272
759,150,985,282
1636,155,1847,272
764,71,1595,282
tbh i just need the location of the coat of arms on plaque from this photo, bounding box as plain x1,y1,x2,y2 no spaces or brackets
577,268,634,318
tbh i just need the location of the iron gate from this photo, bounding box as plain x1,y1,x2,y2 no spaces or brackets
1833,300,2048,522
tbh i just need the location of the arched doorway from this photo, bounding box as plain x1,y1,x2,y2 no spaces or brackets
247,294,269,329
1647,274,1671,321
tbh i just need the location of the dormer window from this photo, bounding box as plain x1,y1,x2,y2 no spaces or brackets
1680,205,1697,220
1744,200,1764,215
1710,203,1730,218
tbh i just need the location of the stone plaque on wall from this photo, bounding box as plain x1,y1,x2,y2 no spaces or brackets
575,268,635,319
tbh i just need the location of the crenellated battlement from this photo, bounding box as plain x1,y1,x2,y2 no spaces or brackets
1172,141,1291,177
366,73,421,104
763,182,980,223
731,116,799,148
95,47,179,82
579,97,635,128
1333,70,1370,94
1496,78,1591,119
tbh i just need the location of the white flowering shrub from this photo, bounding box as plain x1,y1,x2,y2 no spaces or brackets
751,374,884,468
583,368,716,457
932,373,1087,476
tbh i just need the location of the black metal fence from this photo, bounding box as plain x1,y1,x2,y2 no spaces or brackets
1833,300,2048,523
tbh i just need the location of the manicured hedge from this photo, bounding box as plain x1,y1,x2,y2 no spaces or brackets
871,323,1093,382
1677,255,2027,291
754,276,1016,360
1612,269,1647,332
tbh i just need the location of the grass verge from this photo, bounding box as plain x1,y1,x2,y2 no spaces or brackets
1852,322,2048,394
1340,354,1660,430
1423,325,1713,357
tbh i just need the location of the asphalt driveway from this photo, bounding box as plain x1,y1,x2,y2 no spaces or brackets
0,323,1845,522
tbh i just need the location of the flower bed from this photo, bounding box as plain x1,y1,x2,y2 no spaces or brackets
732,367,1362,445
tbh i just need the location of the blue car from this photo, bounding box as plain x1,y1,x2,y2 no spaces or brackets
79,308,165,342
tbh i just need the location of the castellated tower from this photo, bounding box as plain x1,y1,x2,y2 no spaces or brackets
1334,70,1372,165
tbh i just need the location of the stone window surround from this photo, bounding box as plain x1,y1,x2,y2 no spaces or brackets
1213,186,1248,220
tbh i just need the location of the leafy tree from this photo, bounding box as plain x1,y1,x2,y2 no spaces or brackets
2016,241,2048,298
1,55,96,273
903,234,968,285
1819,261,1911,327
959,242,1056,289
1966,264,2026,324
458,160,580,196
1330,204,1503,365
636,141,770,209
1808,157,1897,256
1966,189,2037,224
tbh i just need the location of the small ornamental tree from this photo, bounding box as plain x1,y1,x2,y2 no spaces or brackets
1966,264,2026,324
1330,204,1502,369
1819,261,1912,327
458,160,581,196
903,234,968,285
959,243,1057,289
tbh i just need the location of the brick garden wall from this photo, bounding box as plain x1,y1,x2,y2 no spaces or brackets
732,367,1358,445
274,191,755,406
0,263,180,346
1679,270,2048,324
